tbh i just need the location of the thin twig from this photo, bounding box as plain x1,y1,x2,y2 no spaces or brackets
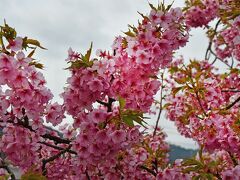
153,71,165,137
205,19,221,60
188,73,208,117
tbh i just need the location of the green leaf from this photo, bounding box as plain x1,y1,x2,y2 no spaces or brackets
0,174,10,180
165,2,174,11
182,158,202,167
25,39,47,49
182,165,202,173
162,103,171,109
27,48,36,58
128,24,138,34
119,96,126,110
192,175,201,180
83,42,93,62
175,77,187,84
199,173,215,180
169,66,179,74
21,171,46,180
148,3,157,11
1,22,17,40
122,110,148,128
0,35,3,46
123,29,136,37
122,115,134,127
137,12,149,20
172,86,183,95
66,60,85,69
29,61,44,69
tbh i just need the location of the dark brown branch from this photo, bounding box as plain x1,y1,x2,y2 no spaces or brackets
225,96,240,110
41,134,71,144
97,97,115,112
1,118,71,144
42,145,72,175
39,141,77,155
222,89,240,93
153,158,158,174
205,19,221,60
228,151,238,166
139,165,157,176
96,100,108,106
195,91,208,117
85,170,91,180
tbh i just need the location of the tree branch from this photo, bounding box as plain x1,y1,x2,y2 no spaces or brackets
41,134,71,144
205,19,221,60
153,71,164,137
85,170,91,180
228,151,238,166
225,96,240,110
139,165,157,176
42,145,72,175
222,89,240,93
1,118,71,144
97,97,115,112
38,141,77,155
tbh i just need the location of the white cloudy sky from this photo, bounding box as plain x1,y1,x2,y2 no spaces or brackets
0,0,210,149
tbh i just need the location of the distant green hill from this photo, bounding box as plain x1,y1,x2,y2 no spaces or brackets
169,144,198,163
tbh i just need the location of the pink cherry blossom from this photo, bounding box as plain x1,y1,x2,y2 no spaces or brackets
7,37,23,52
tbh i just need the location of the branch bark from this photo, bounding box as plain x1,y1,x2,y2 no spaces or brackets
97,97,115,112
42,145,72,175
39,141,77,155
225,96,240,110
1,117,71,144
139,165,157,176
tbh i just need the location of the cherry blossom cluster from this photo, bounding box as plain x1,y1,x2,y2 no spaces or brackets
185,0,240,64
63,5,189,114
166,60,240,155
184,0,219,27
157,149,237,179
0,124,41,170
221,165,240,180
110,6,188,112
72,112,142,167
117,130,169,179
214,16,240,61
72,129,169,179
57,4,189,179
0,1,239,179
0,27,66,177
62,48,113,114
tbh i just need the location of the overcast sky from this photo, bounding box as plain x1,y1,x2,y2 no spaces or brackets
0,0,210,149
